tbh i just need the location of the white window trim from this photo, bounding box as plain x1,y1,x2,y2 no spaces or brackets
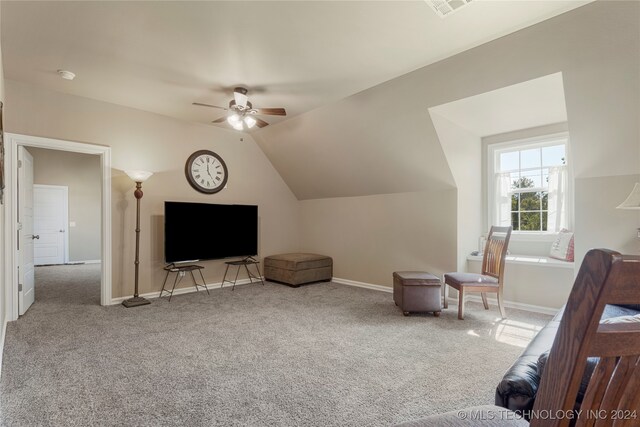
487,131,572,241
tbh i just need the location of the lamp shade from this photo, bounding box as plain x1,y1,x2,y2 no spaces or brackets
125,170,153,183
244,116,256,128
227,114,241,125
617,183,640,209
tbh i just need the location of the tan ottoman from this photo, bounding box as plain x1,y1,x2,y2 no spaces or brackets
264,253,333,287
393,271,442,317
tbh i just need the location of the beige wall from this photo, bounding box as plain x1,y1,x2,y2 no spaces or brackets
2,1,638,312
5,80,300,298
28,147,101,262
0,3,6,332
299,190,457,286
288,1,639,305
574,174,640,264
430,112,483,271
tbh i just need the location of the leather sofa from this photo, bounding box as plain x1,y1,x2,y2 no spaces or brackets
495,303,640,417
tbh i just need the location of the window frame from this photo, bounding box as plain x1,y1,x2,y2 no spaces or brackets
487,132,571,241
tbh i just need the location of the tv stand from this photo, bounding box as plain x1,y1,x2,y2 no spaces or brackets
160,263,210,302
222,257,264,291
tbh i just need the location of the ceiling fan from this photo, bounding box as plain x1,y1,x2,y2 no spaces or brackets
193,87,286,131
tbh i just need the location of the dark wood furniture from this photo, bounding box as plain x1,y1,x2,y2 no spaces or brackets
443,226,512,320
396,248,640,426
160,264,209,302
534,249,640,426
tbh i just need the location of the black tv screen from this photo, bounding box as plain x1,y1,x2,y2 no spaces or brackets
164,202,258,263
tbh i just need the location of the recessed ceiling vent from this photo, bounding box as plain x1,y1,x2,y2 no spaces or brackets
425,0,473,18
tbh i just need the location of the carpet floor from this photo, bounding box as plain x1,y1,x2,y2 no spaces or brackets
0,264,552,426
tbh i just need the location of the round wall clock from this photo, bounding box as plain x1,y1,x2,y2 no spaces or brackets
185,150,228,194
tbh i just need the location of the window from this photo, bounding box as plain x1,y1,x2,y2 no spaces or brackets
489,134,569,234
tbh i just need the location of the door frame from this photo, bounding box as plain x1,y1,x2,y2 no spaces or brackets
3,134,112,320
33,184,70,265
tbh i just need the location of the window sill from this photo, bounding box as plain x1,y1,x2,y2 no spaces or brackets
467,254,574,269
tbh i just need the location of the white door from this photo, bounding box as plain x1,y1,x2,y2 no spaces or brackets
18,147,36,315
34,185,68,265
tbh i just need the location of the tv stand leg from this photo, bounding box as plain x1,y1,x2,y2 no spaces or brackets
232,265,241,291
197,269,210,295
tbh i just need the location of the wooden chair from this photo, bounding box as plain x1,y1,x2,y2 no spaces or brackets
396,248,640,427
444,226,512,320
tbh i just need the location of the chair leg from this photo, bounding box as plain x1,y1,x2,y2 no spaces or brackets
497,290,506,318
458,288,465,320
481,292,489,310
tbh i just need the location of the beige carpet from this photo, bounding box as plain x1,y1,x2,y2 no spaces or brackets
0,264,552,426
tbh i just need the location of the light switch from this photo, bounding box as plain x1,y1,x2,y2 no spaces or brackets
69,221,76,227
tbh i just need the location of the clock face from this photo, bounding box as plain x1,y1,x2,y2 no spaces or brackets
185,150,228,194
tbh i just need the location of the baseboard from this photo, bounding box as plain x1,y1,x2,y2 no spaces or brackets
332,277,392,293
109,277,261,305
0,314,7,379
333,276,557,315
447,295,559,316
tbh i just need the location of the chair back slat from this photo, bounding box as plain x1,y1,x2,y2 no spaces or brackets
598,356,638,418
481,226,511,279
576,357,616,427
531,249,640,427
612,357,640,427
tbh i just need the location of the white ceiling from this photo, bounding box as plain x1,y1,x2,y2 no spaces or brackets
429,72,568,137
2,1,591,131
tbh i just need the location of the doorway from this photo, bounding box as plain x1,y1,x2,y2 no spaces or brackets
3,134,112,321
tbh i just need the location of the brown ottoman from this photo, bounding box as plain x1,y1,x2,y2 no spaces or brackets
264,253,333,287
393,271,442,317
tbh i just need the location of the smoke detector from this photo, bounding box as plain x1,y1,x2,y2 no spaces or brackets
425,0,473,18
57,70,76,81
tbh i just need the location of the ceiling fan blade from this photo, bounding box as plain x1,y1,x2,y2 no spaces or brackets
193,102,227,110
234,87,249,108
254,108,286,116
255,118,269,128
212,116,227,123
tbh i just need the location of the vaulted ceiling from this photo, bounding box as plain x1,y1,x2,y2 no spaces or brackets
2,1,597,199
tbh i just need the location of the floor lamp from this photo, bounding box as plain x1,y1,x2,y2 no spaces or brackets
122,170,153,308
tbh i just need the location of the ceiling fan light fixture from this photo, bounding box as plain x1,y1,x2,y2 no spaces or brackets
234,87,249,109
227,114,241,125
231,121,244,131
244,116,257,129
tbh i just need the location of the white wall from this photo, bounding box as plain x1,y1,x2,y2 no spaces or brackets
5,80,301,298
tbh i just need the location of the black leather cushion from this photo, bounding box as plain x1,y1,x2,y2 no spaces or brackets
495,304,640,419
537,350,598,405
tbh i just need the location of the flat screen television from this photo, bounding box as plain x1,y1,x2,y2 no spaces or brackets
164,201,258,263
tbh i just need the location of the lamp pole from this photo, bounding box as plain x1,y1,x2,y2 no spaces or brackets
123,172,153,308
